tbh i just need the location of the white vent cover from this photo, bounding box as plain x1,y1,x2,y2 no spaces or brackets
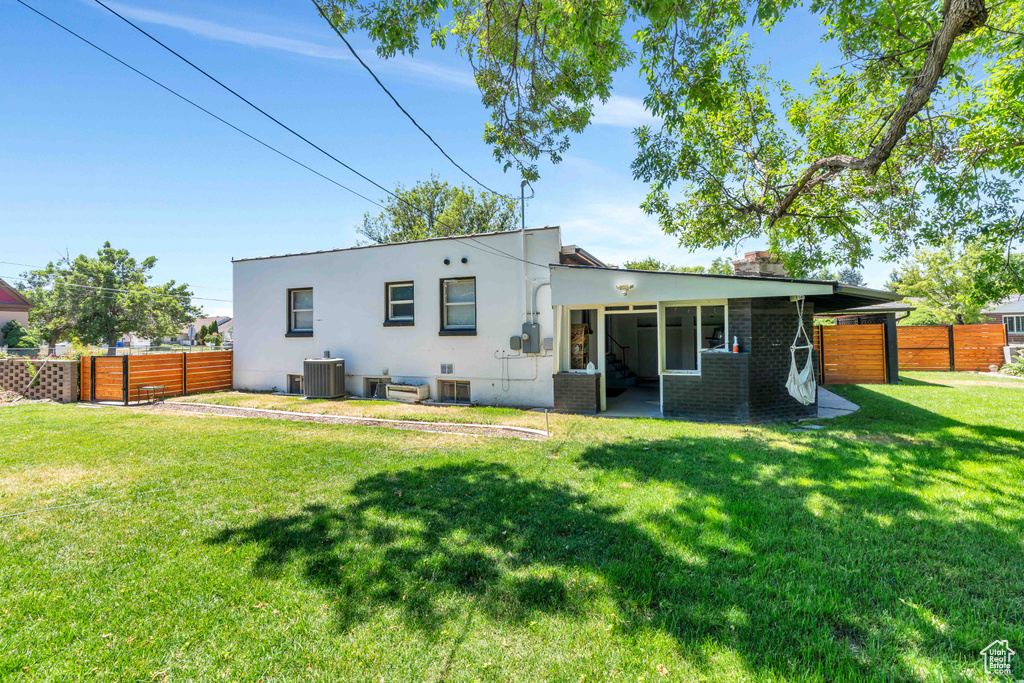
440,363,454,375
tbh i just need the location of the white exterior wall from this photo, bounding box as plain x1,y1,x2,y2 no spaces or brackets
232,228,560,407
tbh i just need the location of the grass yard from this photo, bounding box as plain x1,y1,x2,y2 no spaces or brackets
2,375,1023,681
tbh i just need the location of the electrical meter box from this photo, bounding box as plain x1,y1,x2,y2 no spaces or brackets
521,322,540,354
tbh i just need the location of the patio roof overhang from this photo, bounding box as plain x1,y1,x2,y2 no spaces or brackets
549,265,901,311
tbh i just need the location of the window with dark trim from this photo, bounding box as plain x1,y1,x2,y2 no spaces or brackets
1006,315,1024,334
438,379,471,404
439,277,476,335
384,281,414,327
287,288,313,336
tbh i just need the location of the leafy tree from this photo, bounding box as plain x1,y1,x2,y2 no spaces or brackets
19,242,201,348
837,268,867,287
899,304,944,326
209,320,219,335
198,324,209,345
623,256,734,273
320,0,1024,274
1,321,39,349
889,240,1020,324
359,175,518,244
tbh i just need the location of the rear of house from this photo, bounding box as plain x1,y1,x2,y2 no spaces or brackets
233,233,900,423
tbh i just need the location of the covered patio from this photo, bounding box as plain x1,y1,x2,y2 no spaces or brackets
549,265,900,423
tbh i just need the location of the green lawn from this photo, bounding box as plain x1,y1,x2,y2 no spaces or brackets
2,376,1023,681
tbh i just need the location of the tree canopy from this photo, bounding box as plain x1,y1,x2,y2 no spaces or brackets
19,242,201,347
359,175,518,244
622,256,734,274
888,240,1021,323
320,0,1024,274
1,321,39,349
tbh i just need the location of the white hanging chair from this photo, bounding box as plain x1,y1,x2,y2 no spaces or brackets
786,296,817,405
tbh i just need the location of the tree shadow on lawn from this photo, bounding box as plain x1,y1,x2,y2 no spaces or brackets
208,391,1023,681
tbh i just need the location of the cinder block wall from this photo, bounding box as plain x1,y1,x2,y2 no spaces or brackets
748,298,817,422
0,359,79,403
552,372,600,414
662,354,751,422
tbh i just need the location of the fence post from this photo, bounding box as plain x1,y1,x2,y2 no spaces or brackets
90,356,96,403
182,352,188,396
883,313,899,385
948,325,955,371
122,355,129,405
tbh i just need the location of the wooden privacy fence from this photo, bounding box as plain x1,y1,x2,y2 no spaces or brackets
897,324,1007,372
81,351,232,403
813,323,889,385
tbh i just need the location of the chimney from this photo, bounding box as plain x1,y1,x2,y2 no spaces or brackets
732,251,788,278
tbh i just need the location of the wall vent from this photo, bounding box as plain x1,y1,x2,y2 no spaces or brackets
303,358,345,398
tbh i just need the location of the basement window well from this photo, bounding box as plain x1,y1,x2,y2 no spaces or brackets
438,379,471,404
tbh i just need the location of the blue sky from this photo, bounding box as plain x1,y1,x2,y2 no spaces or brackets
1,0,892,317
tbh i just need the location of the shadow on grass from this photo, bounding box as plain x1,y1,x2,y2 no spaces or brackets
208,389,1023,681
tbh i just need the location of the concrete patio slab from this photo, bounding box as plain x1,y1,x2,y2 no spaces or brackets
817,387,859,419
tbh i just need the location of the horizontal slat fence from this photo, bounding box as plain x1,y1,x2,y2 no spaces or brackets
897,326,951,371
953,324,1007,371
82,351,232,403
816,323,888,384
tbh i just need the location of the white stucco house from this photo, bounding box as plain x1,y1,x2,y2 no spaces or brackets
233,228,900,422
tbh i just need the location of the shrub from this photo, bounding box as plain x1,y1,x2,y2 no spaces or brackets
1,321,40,348
1000,356,1024,377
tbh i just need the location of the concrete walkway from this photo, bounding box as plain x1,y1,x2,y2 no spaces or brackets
817,387,859,419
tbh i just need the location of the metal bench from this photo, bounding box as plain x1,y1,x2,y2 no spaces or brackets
137,385,166,403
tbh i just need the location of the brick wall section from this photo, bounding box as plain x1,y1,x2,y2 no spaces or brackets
662,354,750,423
0,359,79,402
748,298,817,422
728,298,753,351
552,372,601,414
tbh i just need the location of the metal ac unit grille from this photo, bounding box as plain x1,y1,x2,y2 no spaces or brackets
303,358,345,398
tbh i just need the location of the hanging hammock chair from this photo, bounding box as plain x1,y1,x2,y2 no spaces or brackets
786,296,817,405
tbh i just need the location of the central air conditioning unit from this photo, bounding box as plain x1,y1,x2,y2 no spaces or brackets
385,383,429,403
303,358,345,398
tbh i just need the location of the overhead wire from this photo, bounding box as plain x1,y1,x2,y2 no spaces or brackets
88,0,548,268
308,0,509,198
0,273,231,303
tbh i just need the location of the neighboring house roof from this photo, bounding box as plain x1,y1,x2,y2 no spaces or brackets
232,225,562,263
0,278,33,311
983,294,1024,315
559,244,607,268
178,316,232,335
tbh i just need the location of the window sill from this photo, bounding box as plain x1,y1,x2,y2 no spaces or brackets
384,320,414,327
285,331,313,338
439,329,476,337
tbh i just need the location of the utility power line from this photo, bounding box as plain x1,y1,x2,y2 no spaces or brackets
15,0,544,271
309,0,508,198
89,0,546,268
0,273,232,303
0,261,230,293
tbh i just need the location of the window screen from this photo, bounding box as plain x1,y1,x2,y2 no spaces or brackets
289,289,313,332
442,278,476,331
664,306,697,371
387,283,414,322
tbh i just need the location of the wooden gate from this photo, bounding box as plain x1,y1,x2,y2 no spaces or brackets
953,324,1007,371
898,326,951,371
814,324,888,384
81,356,125,402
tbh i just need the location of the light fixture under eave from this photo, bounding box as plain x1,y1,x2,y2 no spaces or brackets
616,283,634,296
